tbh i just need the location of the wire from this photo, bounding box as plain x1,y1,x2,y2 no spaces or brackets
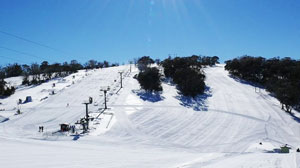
0,55,26,64
0,30,68,55
0,29,86,60
0,46,54,62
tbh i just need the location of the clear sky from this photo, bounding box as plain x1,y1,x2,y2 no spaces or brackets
0,0,299,65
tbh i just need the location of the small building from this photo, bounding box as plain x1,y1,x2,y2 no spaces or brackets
280,145,291,153
23,96,32,103
60,123,70,132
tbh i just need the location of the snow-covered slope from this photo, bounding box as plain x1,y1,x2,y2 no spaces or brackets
1,64,300,168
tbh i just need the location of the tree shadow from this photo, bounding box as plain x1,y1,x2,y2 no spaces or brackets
228,74,280,101
132,90,165,102
287,111,300,123
175,86,212,111
229,74,264,89
265,148,281,153
228,75,300,119
0,96,8,99
161,77,176,86
0,115,9,123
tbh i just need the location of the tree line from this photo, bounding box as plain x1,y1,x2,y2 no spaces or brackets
136,55,219,97
225,56,300,113
0,75,15,97
0,59,118,97
162,55,218,97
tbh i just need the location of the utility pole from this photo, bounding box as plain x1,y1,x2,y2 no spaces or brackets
118,71,123,88
100,86,110,109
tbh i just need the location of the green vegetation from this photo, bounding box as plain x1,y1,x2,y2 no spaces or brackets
137,67,162,92
225,56,300,113
162,55,218,97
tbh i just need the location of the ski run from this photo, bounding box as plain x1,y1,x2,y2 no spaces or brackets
1,64,300,168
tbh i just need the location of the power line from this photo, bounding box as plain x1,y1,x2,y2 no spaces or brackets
0,29,87,60
0,29,68,55
0,46,55,62
0,55,26,64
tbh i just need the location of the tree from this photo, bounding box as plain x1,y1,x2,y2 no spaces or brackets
137,56,154,71
85,60,97,69
4,63,23,77
161,56,207,97
70,60,82,73
225,56,300,112
111,63,119,67
0,67,5,80
40,61,49,72
103,60,110,68
155,59,161,65
0,68,5,96
162,56,203,78
0,68,15,97
30,63,41,84
137,67,162,92
212,56,220,64
273,81,299,113
173,68,206,97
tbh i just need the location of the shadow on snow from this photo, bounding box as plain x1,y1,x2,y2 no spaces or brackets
175,86,212,111
161,77,176,86
132,90,165,103
228,74,300,121
228,74,264,89
286,111,300,123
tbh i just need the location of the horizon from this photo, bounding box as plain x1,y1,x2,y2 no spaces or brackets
1,0,300,66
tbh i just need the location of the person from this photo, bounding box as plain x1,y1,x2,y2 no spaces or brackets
297,148,300,152
39,126,44,132
71,125,75,133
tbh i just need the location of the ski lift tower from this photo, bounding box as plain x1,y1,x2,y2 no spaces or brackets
82,98,92,130
118,71,124,88
100,86,110,109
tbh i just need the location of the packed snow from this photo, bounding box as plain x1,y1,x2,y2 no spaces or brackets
1,64,300,168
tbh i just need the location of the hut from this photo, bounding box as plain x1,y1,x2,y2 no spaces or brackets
280,145,291,153
23,96,32,103
60,123,70,132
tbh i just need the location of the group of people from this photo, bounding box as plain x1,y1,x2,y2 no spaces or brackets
38,126,44,132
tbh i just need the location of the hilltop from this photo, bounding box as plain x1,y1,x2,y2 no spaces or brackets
0,64,300,168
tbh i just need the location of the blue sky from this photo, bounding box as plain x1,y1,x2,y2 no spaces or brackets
0,0,299,65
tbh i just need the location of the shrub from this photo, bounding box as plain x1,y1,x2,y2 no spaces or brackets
173,68,206,97
137,67,162,92
137,56,154,71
